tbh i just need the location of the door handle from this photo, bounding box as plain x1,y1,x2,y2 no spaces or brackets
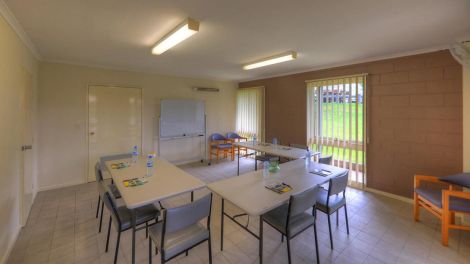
21,145,32,151
90,132,95,135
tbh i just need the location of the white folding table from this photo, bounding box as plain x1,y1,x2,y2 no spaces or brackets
233,141,320,175
208,159,348,263
105,157,206,264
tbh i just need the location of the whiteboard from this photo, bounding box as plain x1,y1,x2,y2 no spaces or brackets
160,99,205,138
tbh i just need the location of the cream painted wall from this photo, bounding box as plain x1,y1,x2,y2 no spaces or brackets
0,13,38,264
38,62,237,190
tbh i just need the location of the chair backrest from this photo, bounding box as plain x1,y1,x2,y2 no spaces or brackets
101,189,122,228
95,162,104,182
289,143,309,150
226,132,241,139
100,153,132,169
328,171,349,196
288,186,320,218
318,155,333,165
163,193,212,234
210,133,225,141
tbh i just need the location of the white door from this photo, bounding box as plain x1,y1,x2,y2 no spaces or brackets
19,68,34,226
88,85,142,182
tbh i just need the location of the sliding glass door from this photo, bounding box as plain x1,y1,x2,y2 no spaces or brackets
307,75,367,187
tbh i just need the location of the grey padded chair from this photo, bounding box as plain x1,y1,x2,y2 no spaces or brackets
94,163,123,231
99,185,160,264
261,186,321,264
316,172,350,250
318,155,333,165
255,138,281,170
96,153,132,214
148,193,213,264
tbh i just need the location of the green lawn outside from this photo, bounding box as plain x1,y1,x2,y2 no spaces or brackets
311,102,365,164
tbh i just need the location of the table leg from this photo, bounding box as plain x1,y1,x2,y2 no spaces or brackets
131,209,136,264
259,216,263,264
237,146,240,175
191,191,194,202
221,198,224,251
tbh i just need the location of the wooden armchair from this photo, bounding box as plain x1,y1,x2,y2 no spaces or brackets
226,132,248,156
414,174,470,246
209,133,234,163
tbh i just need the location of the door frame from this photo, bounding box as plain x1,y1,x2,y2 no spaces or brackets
85,83,143,183
19,67,35,226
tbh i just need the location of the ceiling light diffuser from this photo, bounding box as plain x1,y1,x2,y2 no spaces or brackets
243,51,297,70
152,18,200,55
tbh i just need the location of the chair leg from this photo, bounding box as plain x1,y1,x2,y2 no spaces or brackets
114,231,121,264
286,237,292,264
414,193,420,222
336,211,339,226
208,236,213,264
146,222,149,238
106,216,112,252
96,195,101,218
327,214,334,250
185,251,188,256
149,237,152,264
313,221,320,264
255,160,258,171
344,205,350,235
99,201,104,233
281,234,284,243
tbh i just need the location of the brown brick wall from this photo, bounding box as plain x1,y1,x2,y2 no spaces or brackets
239,50,462,198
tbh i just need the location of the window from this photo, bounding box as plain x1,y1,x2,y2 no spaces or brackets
236,87,264,141
307,74,367,186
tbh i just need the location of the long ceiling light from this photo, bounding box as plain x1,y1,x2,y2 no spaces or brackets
152,18,200,55
243,51,297,70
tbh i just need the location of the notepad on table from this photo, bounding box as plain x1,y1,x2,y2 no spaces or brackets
123,178,148,187
310,169,332,177
265,182,292,194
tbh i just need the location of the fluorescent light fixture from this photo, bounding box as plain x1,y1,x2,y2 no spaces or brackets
243,51,297,70
152,18,200,55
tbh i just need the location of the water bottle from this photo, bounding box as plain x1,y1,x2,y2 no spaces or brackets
253,134,257,146
146,154,154,177
263,161,270,183
272,138,278,146
305,150,311,167
132,145,139,164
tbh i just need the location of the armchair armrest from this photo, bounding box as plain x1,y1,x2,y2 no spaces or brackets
443,190,470,200
414,175,451,189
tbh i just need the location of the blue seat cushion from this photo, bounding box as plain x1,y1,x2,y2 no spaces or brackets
439,173,470,188
415,187,470,212
211,143,232,149
316,188,346,214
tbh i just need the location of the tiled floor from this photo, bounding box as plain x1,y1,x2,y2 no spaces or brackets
7,157,470,264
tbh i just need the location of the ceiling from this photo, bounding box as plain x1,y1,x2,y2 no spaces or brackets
5,0,470,81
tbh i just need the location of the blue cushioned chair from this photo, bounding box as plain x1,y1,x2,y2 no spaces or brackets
209,133,234,163
414,174,470,246
226,132,248,156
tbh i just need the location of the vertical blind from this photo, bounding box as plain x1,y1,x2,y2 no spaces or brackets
236,87,264,141
306,74,367,185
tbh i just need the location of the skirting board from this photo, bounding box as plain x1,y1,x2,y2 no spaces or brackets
1,218,21,264
364,186,414,204
38,180,85,192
